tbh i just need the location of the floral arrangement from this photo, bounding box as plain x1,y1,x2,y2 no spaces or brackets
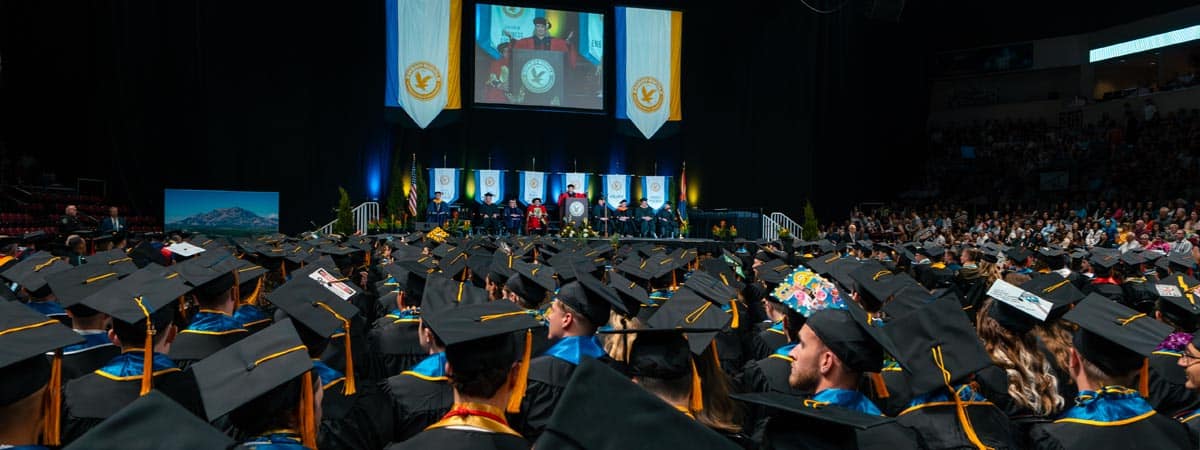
778,227,791,240
771,266,846,317
561,222,599,239
712,223,739,241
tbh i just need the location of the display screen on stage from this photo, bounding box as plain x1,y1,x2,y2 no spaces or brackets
164,189,279,237
474,4,604,111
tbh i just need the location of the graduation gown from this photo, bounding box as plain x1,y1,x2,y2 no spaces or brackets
1121,277,1159,312
761,413,923,450
715,302,755,378
513,335,617,441
168,310,249,370
870,360,913,417
738,345,809,442
750,321,789,361
313,360,396,450
59,330,120,381
233,432,311,450
1084,278,1125,304
61,352,191,445
1029,387,1195,450
384,402,530,450
234,304,273,334
382,352,455,442
894,385,1019,450
367,310,425,379
1144,344,1200,416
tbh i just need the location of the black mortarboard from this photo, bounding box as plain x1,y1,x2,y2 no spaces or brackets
440,251,471,281
0,301,82,446
45,262,122,308
422,273,489,317
538,358,739,450
828,258,864,293
88,248,138,277
1089,252,1120,271
555,275,625,325
490,249,519,280
81,266,190,327
985,279,1069,334
1065,293,1172,376
466,252,493,286
804,252,843,277
128,241,169,268
699,259,743,290
266,276,362,339
805,306,894,373
1004,247,1031,264
850,263,904,304
682,271,737,308
191,320,315,424
732,391,896,429
756,259,794,284
615,256,654,284
1018,273,1084,320
62,391,235,450
1121,252,1147,268
1,252,71,292
916,245,944,258
884,298,992,396
599,326,719,413
644,289,730,354
1165,252,1197,272
506,261,556,304
1154,275,1200,328
607,272,653,319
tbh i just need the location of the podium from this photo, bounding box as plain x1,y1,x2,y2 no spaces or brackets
512,49,565,106
563,198,588,227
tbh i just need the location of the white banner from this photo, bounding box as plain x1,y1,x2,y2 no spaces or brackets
563,172,588,197
986,279,1052,321
642,176,667,211
488,6,538,53
432,168,460,203
621,7,676,138
520,171,546,206
390,0,459,128
475,170,504,203
603,174,630,210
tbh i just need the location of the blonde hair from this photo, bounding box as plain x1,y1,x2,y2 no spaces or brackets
1034,319,1078,389
979,261,1003,286
601,311,639,363
977,299,1065,416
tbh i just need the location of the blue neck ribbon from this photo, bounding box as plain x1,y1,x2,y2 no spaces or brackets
97,352,177,378
1057,386,1155,423
186,311,247,333
544,335,607,366
813,388,883,416
242,432,306,449
907,384,987,409
234,304,271,326
406,352,448,379
62,331,113,355
311,359,344,390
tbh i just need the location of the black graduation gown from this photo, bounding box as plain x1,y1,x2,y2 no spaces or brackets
318,380,396,450
1121,278,1159,313
320,314,374,383
1029,411,1195,449
737,354,809,442
1178,410,1200,441
715,303,755,379
367,315,425,379
1144,351,1200,416
1083,280,1125,304
914,264,955,290
761,412,924,450
871,363,914,417
895,401,1018,449
513,353,624,442
384,428,529,450
750,325,789,361
168,329,249,370
381,371,454,442
61,369,198,445
59,340,120,381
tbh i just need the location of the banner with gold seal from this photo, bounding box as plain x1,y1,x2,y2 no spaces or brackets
385,0,462,128
616,7,682,139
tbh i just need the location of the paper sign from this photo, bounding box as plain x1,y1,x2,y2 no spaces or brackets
166,242,206,257
987,279,1052,321
1156,284,1183,298
308,267,356,301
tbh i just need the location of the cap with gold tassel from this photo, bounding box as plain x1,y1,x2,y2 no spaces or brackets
0,302,82,447
262,274,364,396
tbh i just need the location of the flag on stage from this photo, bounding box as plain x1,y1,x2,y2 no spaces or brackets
678,164,688,223
642,176,669,212
475,170,505,203
385,0,462,128
430,168,461,203
615,7,682,139
518,171,547,206
602,174,630,211
407,155,419,217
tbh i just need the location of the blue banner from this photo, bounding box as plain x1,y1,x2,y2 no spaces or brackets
474,170,505,203
602,174,631,211
641,176,670,212
429,168,462,203
518,171,547,207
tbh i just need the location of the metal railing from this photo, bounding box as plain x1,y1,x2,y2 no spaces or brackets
769,212,804,239
317,202,380,235
761,215,782,242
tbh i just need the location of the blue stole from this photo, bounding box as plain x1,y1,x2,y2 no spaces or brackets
61,330,114,355
26,301,66,317
544,335,607,366
402,352,448,381
1017,268,1034,275
812,388,883,416
649,289,673,304
185,311,247,334
241,432,307,449
96,352,178,379
234,304,271,327
770,344,796,362
385,309,420,323
905,384,988,411
766,321,786,335
1056,386,1156,425
311,359,345,391
948,263,963,271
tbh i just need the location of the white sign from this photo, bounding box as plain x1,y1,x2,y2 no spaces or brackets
308,267,356,301
433,168,458,202
166,242,206,257
987,279,1052,321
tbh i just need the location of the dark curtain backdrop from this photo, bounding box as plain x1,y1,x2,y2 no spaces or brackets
0,0,929,233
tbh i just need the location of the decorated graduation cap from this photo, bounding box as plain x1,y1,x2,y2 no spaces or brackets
1,251,71,293
265,271,362,394
984,278,1076,334
424,301,543,413
0,301,84,446
422,273,489,318
1156,274,1200,329
771,266,847,318
62,391,235,450
80,266,191,396
1066,294,1173,390
537,358,739,450
191,320,319,448
1018,273,1084,320
88,248,138,277
555,274,627,325
45,261,122,308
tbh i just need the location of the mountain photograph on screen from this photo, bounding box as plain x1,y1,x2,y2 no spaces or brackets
164,189,280,237
474,4,604,110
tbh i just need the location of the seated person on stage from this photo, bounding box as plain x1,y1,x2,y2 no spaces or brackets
635,199,656,238
526,198,548,235
98,206,126,233
591,198,611,236
384,302,542,450
614,199,633,237
657,203,679,238
58,204,83,236
1029,294,1196,449
478,192,502,235
503,199,524,236
0,301,85,449
427,191,450,227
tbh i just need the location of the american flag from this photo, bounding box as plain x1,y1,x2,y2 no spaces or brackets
407,154,418,217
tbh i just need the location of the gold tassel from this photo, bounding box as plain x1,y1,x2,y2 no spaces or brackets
42,349,63,446
710,340,721,370
932,346,989,450
689,359,704,412
246,277,265,306
870,372,890,399
134,297,155,396
1139,359,1150,397
299,371,317,449
729,300,739,329
506,329,533,414
231,270,241,308
314,302,356,395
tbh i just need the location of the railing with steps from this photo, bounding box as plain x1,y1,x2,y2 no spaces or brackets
769,212,804,239
317,202,380,235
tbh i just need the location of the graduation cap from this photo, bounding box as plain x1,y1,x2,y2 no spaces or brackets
0,252,71,293
1089,253,1120,272
266,272,362,394
599,326,721,413
1153,274,1200,331
439,250,472,281
644,289,731,354
79,266,192,396
62,391,235,450
422,273,489,318
883,297,992,397
1004,247,1031,264
88,248,138,277
615,256,654,284
0,301,83,446
506,261,556,306
538,358,739,450
805,305,897,373
190,320,319,447
756,259,795,284
827,258,864,293
1018,273,1084,320
699,258,743,290
466,252,493,286
173,250,240,299
424,301,543,413
1162,252,1197,273
1120,252,1148,268
128,241,169,268
555,274,627,325
980,246,1002,264
916,244,944,259
984,279,1072,334
804,252,844,277
849,263,904,304
607,271,654,320
45,262,121,308
1066,293,1173,381
731,391,898,442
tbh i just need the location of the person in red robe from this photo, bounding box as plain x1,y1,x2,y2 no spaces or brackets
483,42,513,103
557,184,586,220
526,198,548,235
506,17,578,69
